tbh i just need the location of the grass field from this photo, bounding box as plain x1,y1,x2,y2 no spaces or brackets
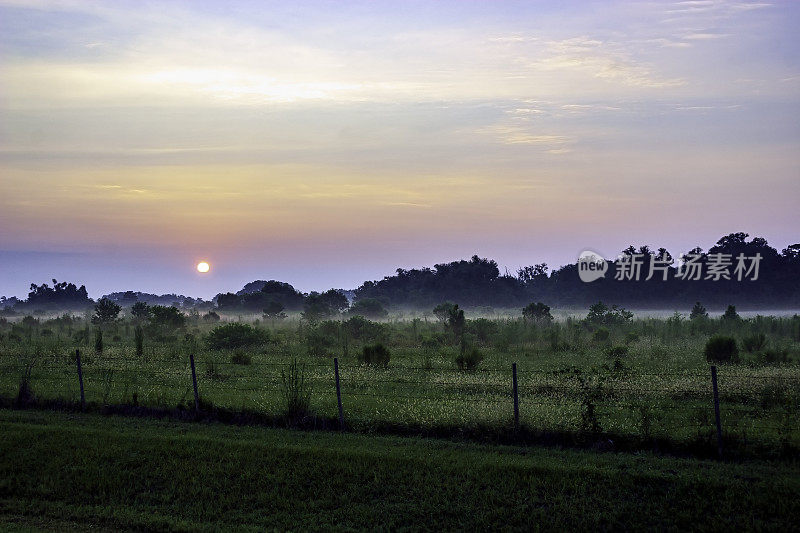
2,311,799,457
1,408,798,531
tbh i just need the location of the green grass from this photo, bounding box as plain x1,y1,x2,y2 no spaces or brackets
2,313,799,456
0,408,798,531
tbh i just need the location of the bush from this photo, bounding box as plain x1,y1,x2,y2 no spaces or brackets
704,336,739,363
206,323,267,350
344,315,385,342
742,333,767,352
360,343,390,367
604,345,628,358
759,348,789,365
455,347,484,371
522,302,553,323
585,302,633,327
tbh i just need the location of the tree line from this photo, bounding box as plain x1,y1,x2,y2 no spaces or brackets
2,232,798,315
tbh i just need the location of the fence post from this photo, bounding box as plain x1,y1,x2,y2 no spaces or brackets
334,357,344,430
76,349,85,411
189,353,200,412
711,365,723,459
512,362,519,432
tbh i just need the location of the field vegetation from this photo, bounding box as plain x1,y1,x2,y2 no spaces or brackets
1,300,798,458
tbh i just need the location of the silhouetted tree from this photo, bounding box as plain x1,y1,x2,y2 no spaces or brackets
130,301,150,322
689,302,708,320
522,302,553,323
348,298,388,319
91,298,121,326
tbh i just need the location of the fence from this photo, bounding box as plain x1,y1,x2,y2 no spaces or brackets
2,349,799,458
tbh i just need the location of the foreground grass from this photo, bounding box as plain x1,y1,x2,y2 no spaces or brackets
0,408,798,531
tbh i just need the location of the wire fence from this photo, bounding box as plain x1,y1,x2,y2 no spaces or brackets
2,349,799,456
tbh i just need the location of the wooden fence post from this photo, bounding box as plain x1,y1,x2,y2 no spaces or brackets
189,353,200,412
512,362,519,432
76,349,85,411
334,357,344,430
711,365,723,459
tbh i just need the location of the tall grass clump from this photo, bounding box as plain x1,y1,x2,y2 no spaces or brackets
134,325,144,357
280,358,311,423
94,328,103,354
742,333,767,353
14,362,35,407
455,347,485,371
360,343,390,367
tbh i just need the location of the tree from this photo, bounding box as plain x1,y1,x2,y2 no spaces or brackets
721,305,740,321
302,290,348,321
130,301,150,322
522,302,553,323
92,298,121,325
348,298,388,319
433,302,458,324
689,302,708,320
433,302,465,341
263,301,287,319
517,263,548,284
26,279,91,310
585,302,633,327
148,305,186,331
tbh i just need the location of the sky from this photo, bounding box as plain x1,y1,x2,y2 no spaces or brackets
1,0,798,300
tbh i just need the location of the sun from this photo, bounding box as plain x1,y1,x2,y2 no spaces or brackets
196,261,210,273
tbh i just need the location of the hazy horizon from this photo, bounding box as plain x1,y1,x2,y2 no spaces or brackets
2,0,798,300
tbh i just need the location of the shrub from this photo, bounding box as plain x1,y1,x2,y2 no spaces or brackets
704,336,739,363
585,302,633,327
360,343,390,367
206,322,266,350
759,348,789,365
149,305,187,332
522,302,553,323
455,347,484,371
344,315,385,342
742,333,767,352
604,345,628,358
